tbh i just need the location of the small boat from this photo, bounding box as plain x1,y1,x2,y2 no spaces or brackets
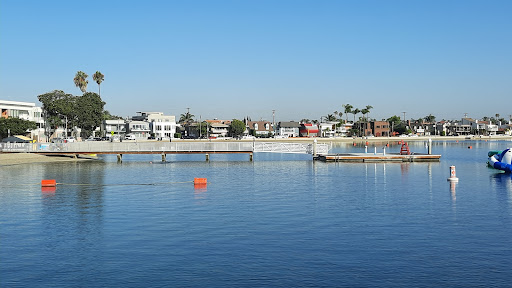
488,148,512,173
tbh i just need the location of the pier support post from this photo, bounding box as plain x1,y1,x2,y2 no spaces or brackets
249,153,253,162
428,138,432,155
205,154,210,162
162,153,166,162
117,154,123,163
313,139,317,157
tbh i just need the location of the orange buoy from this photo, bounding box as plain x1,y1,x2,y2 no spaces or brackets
41,179,56,187
386,143,389,147
468,146,472,149
353,142,356,146
194,178,207,185
365,141,369,146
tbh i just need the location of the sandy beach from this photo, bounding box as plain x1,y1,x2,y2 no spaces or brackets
0,153,95,166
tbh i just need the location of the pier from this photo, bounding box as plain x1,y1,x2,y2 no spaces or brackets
315,153,441,162
0,141,330,161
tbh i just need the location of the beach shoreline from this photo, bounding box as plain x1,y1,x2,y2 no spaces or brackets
0,153,95,166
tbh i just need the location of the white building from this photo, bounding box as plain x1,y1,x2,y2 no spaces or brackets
147,112,177,139
0,100,45,141
101,119,127,138
209,123,229,138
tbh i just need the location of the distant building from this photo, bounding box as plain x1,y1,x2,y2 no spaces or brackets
277,121,301,137
246,120,273,137
299,123,319,137
0,100,45,141
370,121,391,137
318,122,337,138
127,120,151,139
101,119,127,138
206,119,231,138
146,112,177,139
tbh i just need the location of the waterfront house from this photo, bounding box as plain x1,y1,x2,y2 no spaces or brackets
146,112,176,139
102,119,127,138
299,123,319,137
336,122,353,137
0,100,45,141
127,120,151,139
209,123,230,138
277,121,301,137
246,120,273,137
206,119,231,138
318,122,337,138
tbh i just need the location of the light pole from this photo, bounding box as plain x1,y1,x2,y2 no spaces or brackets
272,109,276,139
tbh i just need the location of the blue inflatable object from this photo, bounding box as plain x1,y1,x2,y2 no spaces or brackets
488,148,512,173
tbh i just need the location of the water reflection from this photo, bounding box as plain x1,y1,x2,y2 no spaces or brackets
450,181,457,201
490,172,512,208
40,162,106,272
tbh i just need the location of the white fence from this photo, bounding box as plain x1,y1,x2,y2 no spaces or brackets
0,141,329,155
254,142,328,155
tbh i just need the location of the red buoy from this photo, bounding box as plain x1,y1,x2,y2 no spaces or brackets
194,178,207,185
41,179,56,187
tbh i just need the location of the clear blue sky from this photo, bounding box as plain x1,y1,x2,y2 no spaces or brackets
1,0,511,122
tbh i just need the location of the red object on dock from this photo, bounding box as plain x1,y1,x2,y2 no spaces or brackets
400,142,411,155
41,179,57,187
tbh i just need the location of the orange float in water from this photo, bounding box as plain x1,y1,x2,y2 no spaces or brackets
194,178,207,185
41,179,56,187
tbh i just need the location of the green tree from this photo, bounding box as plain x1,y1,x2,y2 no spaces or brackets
343,104,353,123
179,111,195,124
326,114,337,121
364,105,373,122
361,107,370,136
74,71,89,94
37,90,77,130
352,108,361,136
424,114,436,123
103,110,123,120
75,92,106,137
387,115,402,135
230,119,246,138
300,119,311,124
92,71,104,96
193,121,208,138
0,118,37,139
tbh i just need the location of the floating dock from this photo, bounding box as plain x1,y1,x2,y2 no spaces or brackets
315,153,441,162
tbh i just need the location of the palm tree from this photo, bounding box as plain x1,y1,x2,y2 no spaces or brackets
424,114,436,123
365,105,373,122
326,114,337,121
73,71,88,93
300,119,311,124
92,71,104,96
361,108,369,136
353,108,361,136
179,111,195,124
343,104,353,123
352,108,360,124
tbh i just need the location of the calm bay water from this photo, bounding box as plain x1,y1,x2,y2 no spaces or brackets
1,140,512,287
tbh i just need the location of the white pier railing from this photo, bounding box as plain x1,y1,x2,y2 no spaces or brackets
254,142,328,155
0,141,329,155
